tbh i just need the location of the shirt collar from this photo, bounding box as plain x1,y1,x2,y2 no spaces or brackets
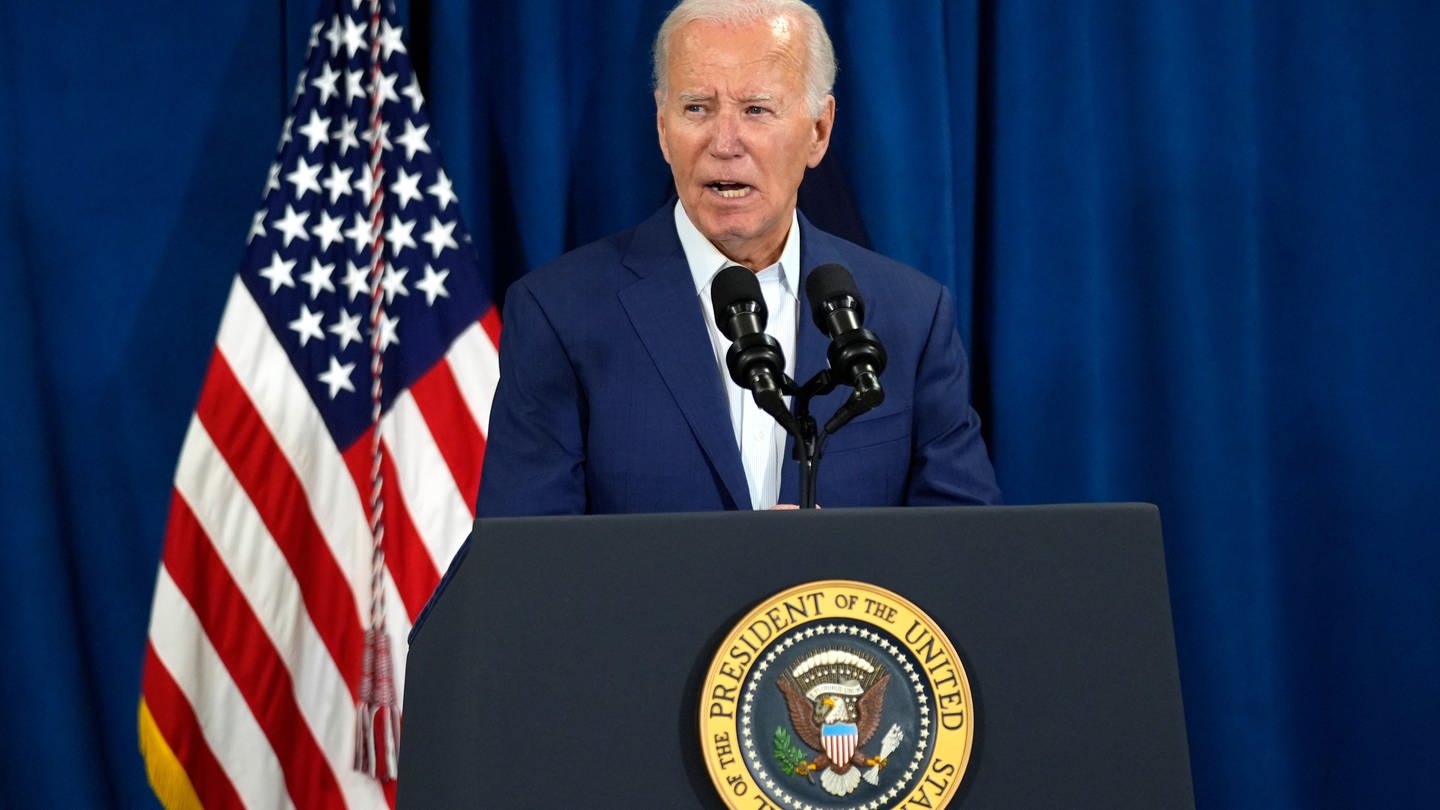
674,200,800,295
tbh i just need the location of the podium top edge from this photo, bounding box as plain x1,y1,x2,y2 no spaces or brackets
473,502,1160,527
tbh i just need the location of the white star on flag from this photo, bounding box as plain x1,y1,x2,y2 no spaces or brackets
390,167,424,209
300,257,336,298
415,264,450,305
317,354,357,397
395,120,431,161
287,156,323,199
421,216,459,257
298,109,333,151
289,303,326,346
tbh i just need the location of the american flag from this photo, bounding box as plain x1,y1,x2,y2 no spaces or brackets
138,1,498,806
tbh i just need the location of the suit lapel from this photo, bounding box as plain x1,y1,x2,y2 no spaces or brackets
617,207,751,510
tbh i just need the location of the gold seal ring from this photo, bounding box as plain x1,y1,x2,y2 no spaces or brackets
699,580,974,809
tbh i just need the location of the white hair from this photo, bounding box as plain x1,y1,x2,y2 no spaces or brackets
652,0,837,117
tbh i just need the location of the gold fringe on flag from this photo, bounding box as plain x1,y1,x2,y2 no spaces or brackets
138,699,203,810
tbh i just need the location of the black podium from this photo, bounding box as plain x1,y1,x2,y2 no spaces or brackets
398,504,1194,808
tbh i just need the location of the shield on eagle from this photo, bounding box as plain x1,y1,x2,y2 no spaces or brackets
822,722,859,765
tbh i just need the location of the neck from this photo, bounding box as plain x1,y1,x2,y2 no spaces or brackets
713,224,791,272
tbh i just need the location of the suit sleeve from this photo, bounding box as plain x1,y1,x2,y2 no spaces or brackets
906,284,1003,505
475,280,588,516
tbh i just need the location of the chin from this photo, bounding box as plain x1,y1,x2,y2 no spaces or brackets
696,212,764,243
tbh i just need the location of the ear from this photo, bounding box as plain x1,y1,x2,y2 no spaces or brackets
655,91,673,165
806,95,836,169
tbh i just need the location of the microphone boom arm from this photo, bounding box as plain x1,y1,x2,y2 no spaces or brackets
777,365,883,509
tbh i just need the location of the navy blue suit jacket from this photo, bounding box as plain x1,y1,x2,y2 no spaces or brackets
475,204,1001,515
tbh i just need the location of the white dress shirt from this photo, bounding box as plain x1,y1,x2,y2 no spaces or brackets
674,201,800,510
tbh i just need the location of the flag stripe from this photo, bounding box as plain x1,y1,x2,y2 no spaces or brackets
480,307,503,352
409,355,485,508
386,386,474,569
162,494,343,808
194,348,365,690
449,315,502,436
378,440,444,623
148,567,294,809
141,648,244,810
338,432,438,623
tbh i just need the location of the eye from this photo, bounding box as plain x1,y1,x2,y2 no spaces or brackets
684,103,706,114
745,105,768,115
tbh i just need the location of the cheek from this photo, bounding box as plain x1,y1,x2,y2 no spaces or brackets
784,146,815,178
665,132,703,170
775,131,817,171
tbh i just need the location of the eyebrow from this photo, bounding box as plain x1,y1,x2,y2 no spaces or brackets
676,92,776,104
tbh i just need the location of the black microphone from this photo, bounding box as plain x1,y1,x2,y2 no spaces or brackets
710,266,793,429
806,263,886,413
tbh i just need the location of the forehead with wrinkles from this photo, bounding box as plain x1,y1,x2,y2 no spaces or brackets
667,17,807,99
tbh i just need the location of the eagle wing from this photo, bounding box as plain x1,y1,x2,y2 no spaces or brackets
776,674,825,752
854,670,891,746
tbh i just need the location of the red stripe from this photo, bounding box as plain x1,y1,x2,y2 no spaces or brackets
162,495,344,808
480,306,502,349
143,639,245,810
195,350,363,695
341,429,442,624
409,358,486,510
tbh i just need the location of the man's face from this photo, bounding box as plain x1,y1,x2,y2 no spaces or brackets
656,16,834,269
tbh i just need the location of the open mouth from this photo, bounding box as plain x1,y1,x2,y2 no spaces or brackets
707,182,753,199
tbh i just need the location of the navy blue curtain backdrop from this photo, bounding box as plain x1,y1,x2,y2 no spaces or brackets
3,1,1437,807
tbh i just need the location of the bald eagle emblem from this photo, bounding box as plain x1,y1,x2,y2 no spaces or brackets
774,647,904,797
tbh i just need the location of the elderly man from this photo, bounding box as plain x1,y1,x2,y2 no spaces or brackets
476,0,1001,515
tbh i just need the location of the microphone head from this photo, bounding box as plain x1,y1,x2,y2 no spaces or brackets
711,264,767,338
806,262,863,331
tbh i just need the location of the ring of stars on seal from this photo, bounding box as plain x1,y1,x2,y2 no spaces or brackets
699,580,974,810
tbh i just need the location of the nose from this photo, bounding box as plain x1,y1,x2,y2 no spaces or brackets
709,111,744,159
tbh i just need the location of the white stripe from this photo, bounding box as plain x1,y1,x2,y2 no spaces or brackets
214,278,371,628
148,568,294,810
383,389,473,574
386,573,409,709
173,419,386,809
445,320,499,435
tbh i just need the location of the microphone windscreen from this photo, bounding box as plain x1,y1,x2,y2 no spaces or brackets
711,264,766,322
806,263,861,331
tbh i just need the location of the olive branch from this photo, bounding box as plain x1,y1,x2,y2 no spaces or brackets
773,726,812,778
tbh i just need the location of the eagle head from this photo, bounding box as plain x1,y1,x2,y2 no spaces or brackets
815,690,853,725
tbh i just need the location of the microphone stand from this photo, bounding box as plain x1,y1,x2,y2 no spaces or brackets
788,379,823,510
768,369,879,509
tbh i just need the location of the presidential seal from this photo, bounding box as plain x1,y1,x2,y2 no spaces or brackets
700,580,974,810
